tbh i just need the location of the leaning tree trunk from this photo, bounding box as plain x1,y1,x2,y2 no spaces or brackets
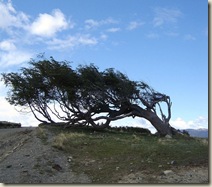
144,111,172,136
130,104,173,136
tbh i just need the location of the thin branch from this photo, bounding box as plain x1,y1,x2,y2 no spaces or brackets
92,112,133,121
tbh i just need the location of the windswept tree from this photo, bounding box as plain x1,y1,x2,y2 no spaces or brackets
1,57,178,136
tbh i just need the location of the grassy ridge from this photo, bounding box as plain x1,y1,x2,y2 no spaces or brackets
41,126,208,183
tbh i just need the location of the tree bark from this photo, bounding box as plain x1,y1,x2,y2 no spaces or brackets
130,104,172,136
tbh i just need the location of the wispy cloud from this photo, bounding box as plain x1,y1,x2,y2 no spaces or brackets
84,18,118,30
0,1,101,66
146,32,159,39
0,39,16,51
184,34,196,41
127,21,144,30
47,34,98,50
153,7,182,27
0,39,31,66
165,32,179,37
100,33,108,40
0,50,32,66
0,0,29,30
106,27,121,33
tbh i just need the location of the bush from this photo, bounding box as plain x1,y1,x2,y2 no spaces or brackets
0,121,21,128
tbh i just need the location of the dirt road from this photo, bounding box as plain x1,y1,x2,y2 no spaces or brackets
0,127,91,183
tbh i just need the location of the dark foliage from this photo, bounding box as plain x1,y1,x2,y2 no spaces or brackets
1,56,176,135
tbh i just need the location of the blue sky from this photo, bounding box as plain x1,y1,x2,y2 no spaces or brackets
0,0,208,131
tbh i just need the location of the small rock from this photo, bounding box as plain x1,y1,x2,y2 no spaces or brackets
84,163,89,166
171,160,176,165
158,165,163,168
19,164,24,168
6,165,12,168
67,156,73,162
163,170,174,175
52,164,62,171
116,167,120,170
165,134,172,139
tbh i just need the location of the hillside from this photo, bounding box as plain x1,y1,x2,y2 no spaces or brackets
0,125,208,183
185,128,208,138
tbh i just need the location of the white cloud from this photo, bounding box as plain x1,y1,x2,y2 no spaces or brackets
170,116,208,130
111,116,208,134
0,82,43,127
106,27,120,33
127,21,144,30
0,40,16,51
170,118,188,129
29,9,70,37
0,96,38,127
187,116,208,129
0,0,29,30
153,7,182,27
0,81,7,96
111,117,157,133
184,34,196,41
47,34,98,50
0,50,32,66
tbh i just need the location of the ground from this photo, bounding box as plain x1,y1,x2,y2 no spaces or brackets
0,127,209,184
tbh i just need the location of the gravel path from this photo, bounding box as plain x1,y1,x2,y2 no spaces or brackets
0,127,91,184
118,166,208,183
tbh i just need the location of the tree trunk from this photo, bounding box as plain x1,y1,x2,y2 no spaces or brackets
145,112,172,136
130,104,173,136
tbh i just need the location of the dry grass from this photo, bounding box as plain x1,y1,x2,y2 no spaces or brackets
43,126,208,183
52,132,86,150
36,127,48,143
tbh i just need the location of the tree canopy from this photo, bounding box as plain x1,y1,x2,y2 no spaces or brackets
1,57,178,136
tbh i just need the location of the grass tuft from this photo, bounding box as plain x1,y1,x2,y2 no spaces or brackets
36,127,48,143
